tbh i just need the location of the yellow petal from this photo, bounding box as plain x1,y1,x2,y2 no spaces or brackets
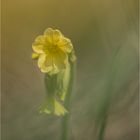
32,44,44,53
40,64,53,73
44,28,62,44
52,30,62,43
37,54,46,68
35,35,45,45
44,28,54,44
58,37,73,53
38,54,54,73
32,35,46,53
53,50,67,70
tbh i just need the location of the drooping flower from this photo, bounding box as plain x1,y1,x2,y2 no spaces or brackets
32,28,76,116
32,28,73,75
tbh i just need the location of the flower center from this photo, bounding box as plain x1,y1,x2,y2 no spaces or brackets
44,44,58,54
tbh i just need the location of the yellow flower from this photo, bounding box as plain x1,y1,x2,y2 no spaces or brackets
32,28,73,75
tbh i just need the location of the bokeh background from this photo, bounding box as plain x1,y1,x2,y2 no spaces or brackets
2,0,139,140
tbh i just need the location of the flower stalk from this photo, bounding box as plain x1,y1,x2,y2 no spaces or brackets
61,58,76,140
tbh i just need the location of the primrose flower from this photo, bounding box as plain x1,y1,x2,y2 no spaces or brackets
32,28,73,75
32,28,76,116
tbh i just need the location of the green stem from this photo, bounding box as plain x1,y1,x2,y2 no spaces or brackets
61,61,75,140
98,113,108,140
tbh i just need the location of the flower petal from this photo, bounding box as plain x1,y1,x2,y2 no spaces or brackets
44,28,54,44
37,54,46,68
34,35,46,45
32,35,46,53
44,28,62,44
38,54,53,73
53,50,67,70
58,37,73,53
52,30,62,43
32,44,44,53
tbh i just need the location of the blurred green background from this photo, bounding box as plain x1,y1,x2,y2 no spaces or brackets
2,0,139,140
